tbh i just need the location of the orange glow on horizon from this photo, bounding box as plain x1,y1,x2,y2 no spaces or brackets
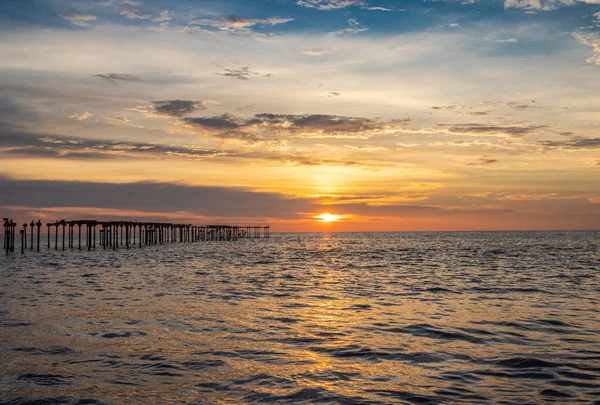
315,213,344,223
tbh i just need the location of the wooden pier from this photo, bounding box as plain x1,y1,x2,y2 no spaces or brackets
3,218,270,254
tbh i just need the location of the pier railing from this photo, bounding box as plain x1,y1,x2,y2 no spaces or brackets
2,218,270,254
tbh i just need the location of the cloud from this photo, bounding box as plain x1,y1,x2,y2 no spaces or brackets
152,10,171,23
431,100,538,114
540,136,600,149
573,31,600,65
296,0,392,10
100,0,171,22
119,8,171,22
186,16,294,35
183,113,409,144
185,114,242,130
502,193,562,201
60,13,97,27
302,47,330,56
94,73,143,83
330,19,369,35
466,156,499,165
590,196,600,204
0,177,312,220
129,100,207,118
178,26,213,35
215,66,272,80
436,123,548,137
504,0,600,10
297,0,365,9
364,6,394,11
0,177,522,225
120,9,151,19
105,115,144,128
0,129,222,161
69,112,94,121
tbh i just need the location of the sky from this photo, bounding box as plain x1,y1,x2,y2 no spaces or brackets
1,0,599,231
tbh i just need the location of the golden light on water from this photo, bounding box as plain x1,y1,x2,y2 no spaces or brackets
315,213,343,223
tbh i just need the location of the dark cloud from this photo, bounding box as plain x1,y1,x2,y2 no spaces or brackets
151,100,206,117
3,147,60,158
540,137,600,149
439,123,548,137
431,100,539,115
0,97,37,123
466,156,499,166
0,177,312,219
506,101,538,110
216,67,272,80
0,129,221,160
0,127,385,167
251,113,383,133
431,105,458,111
185,114,241,129
181,112,414,145
94,73,143,83
0,177,516,223
183,113,399,143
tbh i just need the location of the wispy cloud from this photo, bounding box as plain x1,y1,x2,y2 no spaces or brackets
540,136,600,149
60,13,97,27
302,47,330,56
504,0,600,10
466,156,499,165
297,0,392,11
186,15,294,35
215,66,272,80
128,100,207,118
573,31,600,65
0,129,222,161
105,115,144,128
330,18,369,35
436,123,548,138
94,73,143,83
69,112,95,121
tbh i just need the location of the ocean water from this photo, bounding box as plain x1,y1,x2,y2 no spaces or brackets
1,231,599,404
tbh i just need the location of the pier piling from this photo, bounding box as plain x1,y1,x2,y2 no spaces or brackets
2,217,269,255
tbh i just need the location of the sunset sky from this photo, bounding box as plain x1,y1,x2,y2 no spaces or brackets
1,0,599,231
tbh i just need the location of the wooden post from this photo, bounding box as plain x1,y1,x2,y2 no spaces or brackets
4,219,9,255
36,221,41,252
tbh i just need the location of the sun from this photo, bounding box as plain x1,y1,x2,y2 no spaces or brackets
315,213,342,222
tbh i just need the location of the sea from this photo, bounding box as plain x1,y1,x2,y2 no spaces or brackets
1,231,599,404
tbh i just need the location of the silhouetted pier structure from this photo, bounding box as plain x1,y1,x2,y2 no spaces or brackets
3,218,269,254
